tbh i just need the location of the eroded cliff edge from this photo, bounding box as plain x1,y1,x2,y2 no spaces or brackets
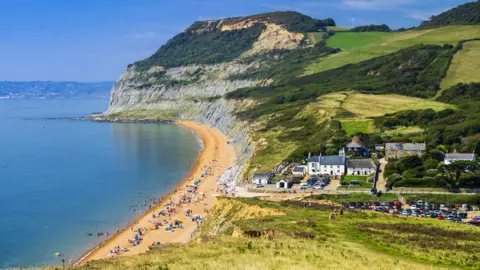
103,11,335,174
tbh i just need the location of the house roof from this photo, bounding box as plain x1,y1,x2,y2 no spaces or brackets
307,156,321,163
308,155,346,165
348,159,376,169
445,153,476,160
346,141,364,148
385,143,426,151
253,173,272,179
293,166,306,172
320,155,346,165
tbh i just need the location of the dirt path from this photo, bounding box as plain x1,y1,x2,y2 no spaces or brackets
376,158,387,191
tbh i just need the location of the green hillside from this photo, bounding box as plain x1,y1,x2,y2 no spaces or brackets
420,1,480,28
304,25,480,75
441,40,480,90
133,12,335,71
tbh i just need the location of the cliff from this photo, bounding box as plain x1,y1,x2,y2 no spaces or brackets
106,11,331,167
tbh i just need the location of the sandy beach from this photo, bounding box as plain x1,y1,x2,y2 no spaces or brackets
79,121,236,263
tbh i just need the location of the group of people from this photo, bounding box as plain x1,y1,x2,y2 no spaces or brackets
108,245,129,257
100,154,226,259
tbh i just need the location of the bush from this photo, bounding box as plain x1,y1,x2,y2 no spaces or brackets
398,156,423,171
350,24,391,32
386,173,402,188
393,177,449,188
423,159,439,170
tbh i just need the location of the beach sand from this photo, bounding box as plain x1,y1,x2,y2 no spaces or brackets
79,121,235,263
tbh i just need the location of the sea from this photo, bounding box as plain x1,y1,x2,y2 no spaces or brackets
0,99,201,268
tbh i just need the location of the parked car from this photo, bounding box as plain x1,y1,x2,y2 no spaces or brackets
350,180,361,185
458,213,468,219
255,184,264,188
411,205,417,210
299,183,310,189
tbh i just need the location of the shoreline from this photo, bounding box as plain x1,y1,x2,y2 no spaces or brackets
76,121,235,264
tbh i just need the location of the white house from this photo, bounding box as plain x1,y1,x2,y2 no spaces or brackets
307,155,346,176
347,159,377,175
276,179,293,189
292,166,306,177
444,153,476,165
252,173,272,185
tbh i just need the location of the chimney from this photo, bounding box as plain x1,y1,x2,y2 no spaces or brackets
352,136,360,143
308,152,311,158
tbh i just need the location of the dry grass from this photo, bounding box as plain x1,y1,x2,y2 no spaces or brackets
49,237,451,270
383,126,424,135
441,40,480,90
341,93,453,117
326,26,351,32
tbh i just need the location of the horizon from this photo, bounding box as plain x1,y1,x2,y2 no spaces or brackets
0,0,473,82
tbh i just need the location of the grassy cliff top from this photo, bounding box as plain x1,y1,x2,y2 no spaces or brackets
50,197,480,270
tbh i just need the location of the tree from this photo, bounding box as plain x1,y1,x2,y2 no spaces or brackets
446,160,479,186
399,156,423,171
426,149,445,161
424,159,439,170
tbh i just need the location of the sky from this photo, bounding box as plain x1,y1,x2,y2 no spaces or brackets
0,0,474,81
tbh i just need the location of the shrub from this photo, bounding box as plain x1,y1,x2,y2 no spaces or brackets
423,159,440,170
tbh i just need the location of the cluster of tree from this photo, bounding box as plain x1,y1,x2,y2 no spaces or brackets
350,24,391,32
384,153,480,188
420,1,480,28
379,109,455,128
133,23,265,71
223,12,336,33
229,44,456,104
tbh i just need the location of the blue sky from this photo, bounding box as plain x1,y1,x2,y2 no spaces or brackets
0,0,473,81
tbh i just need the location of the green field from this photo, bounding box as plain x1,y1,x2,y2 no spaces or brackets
441,40,480,90
340,120,373,136
70,197,480,270
341,93,453,117
339,175,372,189
304,25,480,75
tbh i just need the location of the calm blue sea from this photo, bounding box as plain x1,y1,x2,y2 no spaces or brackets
0,99,201,268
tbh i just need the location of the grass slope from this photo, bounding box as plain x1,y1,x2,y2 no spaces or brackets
67,198,480,270
341,93,453,117
441,40,480,90
304,25,480,75
340,120,373,136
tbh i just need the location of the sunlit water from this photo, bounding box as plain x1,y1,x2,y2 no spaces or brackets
0,99,200,267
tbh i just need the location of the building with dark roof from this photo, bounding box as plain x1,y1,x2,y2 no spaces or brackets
292,165,306,176
347,159,377,175
307,154,346,176
444,153,476,165
345,136,369,156
385,143,426,160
